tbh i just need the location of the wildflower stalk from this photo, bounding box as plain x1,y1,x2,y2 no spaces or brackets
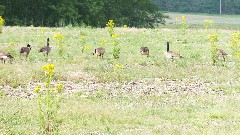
7,42,17,56
175,16,180,29
106,20,121,59
180,16,188,35
209,34,219,64
80,35,87,53
34,64,63,134
54,33,65,58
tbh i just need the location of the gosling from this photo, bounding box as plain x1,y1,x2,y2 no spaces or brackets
216,49,227,62
140,47,149,57
93,47,105,58
39,38,51,56
165,42,182,59
0,52,14,64
20,44,31,59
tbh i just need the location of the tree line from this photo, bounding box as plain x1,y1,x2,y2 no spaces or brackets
154,0,240,15
0,0,166,28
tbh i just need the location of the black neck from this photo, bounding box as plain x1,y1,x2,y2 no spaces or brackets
47,38,49,46
167,42,170,52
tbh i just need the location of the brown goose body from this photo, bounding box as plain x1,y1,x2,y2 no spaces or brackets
165,51,182,58
217,49,227,61
165,42,182,59
140,47,149,57
20,44,31,58
0,52,14,64
39,38,51,56
93,47,105,58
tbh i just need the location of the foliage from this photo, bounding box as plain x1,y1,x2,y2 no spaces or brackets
0,5,5,15
0,0,166,28
34,64,63,134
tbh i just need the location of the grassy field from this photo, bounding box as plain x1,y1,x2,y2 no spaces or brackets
165,12,240,29
1,13,240,134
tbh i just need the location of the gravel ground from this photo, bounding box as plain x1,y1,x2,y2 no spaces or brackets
0,77,226,99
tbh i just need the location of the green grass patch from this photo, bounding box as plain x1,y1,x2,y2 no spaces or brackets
1,24,240,134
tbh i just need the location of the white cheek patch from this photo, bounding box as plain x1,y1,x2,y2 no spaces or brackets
1,56,8,59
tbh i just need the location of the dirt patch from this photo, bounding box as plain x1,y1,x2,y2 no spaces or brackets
0,77,219,99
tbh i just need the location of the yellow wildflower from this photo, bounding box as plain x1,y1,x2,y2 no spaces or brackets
42,64,55,76
100,39,107,43
229,32,240,47
10,42,15,45
114,64,124,70
106,20,115,28
181,16,186,24
209,34,218,43
49,64,54,70
54,33,64,40
41,28,46,32
204,19,214,23
56,84,63,93
84,45,91,49
34,85,41,93
45,82,50,88
0,16,5,25
231,32,240,39
111,34,118,38
235,52,240,57
81,35,87,40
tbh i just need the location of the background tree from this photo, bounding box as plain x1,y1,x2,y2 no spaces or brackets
0,0,166,28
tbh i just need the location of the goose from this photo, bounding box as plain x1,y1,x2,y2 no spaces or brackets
165,42,182,59
0,52,14,64
39,38,51,56
20,44,31,59
216,49,227,62
140,47,149,57
93,47,105,58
